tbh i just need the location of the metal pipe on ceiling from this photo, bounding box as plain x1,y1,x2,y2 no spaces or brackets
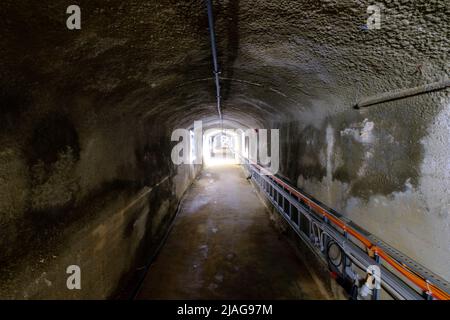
354,78,450,109
206,0,223,123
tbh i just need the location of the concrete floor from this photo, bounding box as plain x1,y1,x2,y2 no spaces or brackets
136,164,328,299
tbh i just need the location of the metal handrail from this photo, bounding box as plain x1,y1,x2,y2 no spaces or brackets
239,156,449,300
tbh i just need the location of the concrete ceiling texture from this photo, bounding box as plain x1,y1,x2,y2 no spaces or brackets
1,0,447,131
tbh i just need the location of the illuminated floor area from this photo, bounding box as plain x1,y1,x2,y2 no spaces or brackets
204,149,238,166
136,164,329,299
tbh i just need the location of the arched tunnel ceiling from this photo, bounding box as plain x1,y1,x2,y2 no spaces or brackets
1,0,450,297
0,0,448,131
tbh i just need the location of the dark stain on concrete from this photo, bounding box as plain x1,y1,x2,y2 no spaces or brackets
0,87,32,133
280,123,327,183
28,113,80,167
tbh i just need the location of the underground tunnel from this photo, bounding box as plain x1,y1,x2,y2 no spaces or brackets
0,0,449,303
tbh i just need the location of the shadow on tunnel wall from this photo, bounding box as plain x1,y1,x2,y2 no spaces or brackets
0,105,201,298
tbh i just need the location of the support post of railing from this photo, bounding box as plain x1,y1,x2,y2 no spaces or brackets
342,230,348,276
372,253,381,300
424,281,434,300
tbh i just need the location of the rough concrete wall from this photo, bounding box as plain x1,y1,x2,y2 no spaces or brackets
0,1,208,299
276,91,450,281
0,163,200,299
0,98,201,298
1,0,448,296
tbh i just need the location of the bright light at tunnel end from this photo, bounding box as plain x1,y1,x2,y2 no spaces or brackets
170,120,280,175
